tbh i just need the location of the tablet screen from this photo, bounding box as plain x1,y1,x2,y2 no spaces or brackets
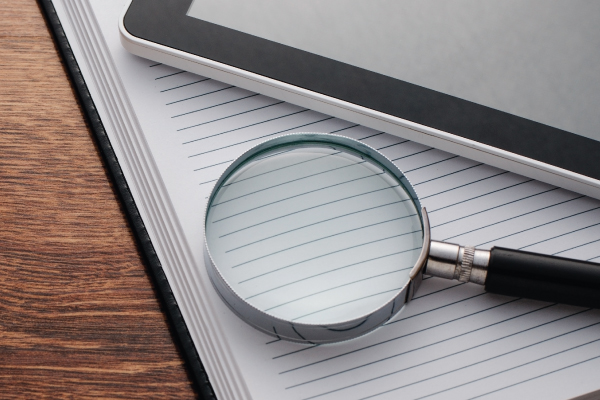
188,0,600,143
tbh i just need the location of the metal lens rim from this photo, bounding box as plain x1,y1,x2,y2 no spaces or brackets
203,133,426,343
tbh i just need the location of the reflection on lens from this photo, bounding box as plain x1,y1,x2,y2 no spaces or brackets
205,143,423,324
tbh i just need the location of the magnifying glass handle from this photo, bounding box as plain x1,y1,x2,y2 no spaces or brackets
425,241,600,308
486,247,600,308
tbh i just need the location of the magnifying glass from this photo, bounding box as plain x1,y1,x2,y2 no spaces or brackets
204,133,600,344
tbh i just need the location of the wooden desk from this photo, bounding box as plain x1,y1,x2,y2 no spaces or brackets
4,2,600,400
0,1,196,397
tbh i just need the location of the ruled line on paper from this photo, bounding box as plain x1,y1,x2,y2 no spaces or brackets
187,115,334,158
166,85,235,105
173,93,260,118
329,124,359,134
232,227,421,270
155,70,185,80
377,140,410,150
245,250,415,302
211,160,369,207
554,237,600,255
237,239,420,283
194,160,233,171
219,152,340,188
226,202,413,253
405,155,460,174
386,292,488,325
291,287,403,322
218,186,405,238
392,148,433,161
161,77,211,93
414,163,483,186
358,132,384,141
431,187,559,229
227,214,416,261
476,205,600,247
264,269,410,312
409,282,465,301
274,345,320,359
212,174,392,224
179,101,285,134
443,195,585,241
230,221,415,269
421,171,512,205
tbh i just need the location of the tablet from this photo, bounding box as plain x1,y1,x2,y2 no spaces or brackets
120,0,600,199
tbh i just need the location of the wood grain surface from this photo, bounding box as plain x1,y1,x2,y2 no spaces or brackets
0,1,196,398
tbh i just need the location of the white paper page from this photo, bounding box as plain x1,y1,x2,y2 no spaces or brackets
55,1,250,398
69,1,600,398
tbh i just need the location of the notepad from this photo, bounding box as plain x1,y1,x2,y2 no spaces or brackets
52,0,600,398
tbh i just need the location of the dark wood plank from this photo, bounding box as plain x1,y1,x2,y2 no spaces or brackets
0,1,196,398
0,1,48,36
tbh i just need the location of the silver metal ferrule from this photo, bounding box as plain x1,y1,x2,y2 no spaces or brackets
424,240,490,285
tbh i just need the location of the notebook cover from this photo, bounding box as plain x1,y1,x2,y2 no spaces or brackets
37,1,216,398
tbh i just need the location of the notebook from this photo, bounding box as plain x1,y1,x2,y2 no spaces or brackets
42,0,600,399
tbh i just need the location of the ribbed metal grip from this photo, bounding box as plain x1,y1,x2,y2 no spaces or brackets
458,246,475,282
425,241,489,285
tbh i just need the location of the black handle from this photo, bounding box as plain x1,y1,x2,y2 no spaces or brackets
486,247,600,308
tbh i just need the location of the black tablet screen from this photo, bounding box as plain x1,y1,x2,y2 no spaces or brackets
124,0,600,180
188,0,600,143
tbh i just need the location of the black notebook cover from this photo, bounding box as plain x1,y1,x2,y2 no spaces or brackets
37,1,216,398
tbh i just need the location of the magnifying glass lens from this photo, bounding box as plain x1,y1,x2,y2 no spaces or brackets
205,143,423,325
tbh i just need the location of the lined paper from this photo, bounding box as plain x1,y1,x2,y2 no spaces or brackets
144,62,600,400
61,1,600,398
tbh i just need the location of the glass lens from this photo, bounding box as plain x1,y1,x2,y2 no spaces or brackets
205,143,423,324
